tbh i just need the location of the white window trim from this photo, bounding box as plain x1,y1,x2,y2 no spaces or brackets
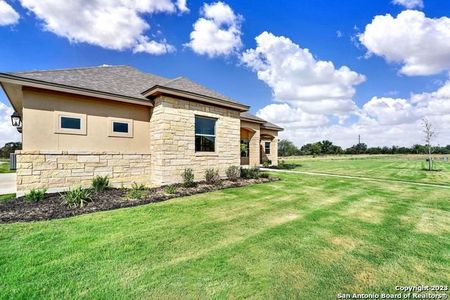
54,112,87,135
108,118,133,138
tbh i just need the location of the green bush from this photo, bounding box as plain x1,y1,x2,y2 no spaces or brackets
260,173,270,179
24,188,47,202
92,175,109,192
62,186,92,208
181,168,195,187
164,185,177,194
240,167,260,179
226,166,240,181
262,160,272,168
126,182,147,200
205,168,220,184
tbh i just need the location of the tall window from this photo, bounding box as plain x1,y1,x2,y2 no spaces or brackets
240,140,249,157
265,142,271,154
195,116,216,152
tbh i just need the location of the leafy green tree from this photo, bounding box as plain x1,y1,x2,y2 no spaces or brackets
278,139,301,157
0,142,22,158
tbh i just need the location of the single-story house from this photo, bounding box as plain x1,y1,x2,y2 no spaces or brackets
0,65,282,196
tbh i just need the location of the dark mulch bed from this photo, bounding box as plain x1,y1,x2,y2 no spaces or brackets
0,178,278,223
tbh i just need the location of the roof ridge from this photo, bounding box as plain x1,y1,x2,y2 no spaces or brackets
161,76,185,86
10,64,131,74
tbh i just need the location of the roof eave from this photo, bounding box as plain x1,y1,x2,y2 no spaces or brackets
0,73,153,107
262,125,284,131
240,116,265,124
142,85,249,112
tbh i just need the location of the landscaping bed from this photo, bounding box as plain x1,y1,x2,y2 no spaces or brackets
0,177,277,223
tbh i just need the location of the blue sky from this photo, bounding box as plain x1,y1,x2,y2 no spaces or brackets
1,0,449,147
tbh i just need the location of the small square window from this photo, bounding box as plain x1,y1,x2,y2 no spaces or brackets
113,122,129,133
108,118,133,138
61,117,81,130
264,142,271,154
55,112,86,135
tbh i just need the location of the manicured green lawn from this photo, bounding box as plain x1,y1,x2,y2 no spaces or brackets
0,194,15,201
1,165,449,298
283,155,450,185
0,159,13,173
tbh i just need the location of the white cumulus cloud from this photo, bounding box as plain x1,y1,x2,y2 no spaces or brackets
242,32,366,115
259,81,450,148
392,0,423,9
0,102,20,146
186,1,242,57
359,10,450,76
0,0,19,26
18,0,187,54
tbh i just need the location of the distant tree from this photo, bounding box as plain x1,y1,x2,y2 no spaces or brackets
278,139,301,157
320,140,333,154
310,143,322,157
0,142,22,158
422,118,436,171
346,143,367,155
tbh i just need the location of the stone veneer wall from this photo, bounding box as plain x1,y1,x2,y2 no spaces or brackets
240,121,261,167
260,128,279,166
16,151,151,196
150,96,241,185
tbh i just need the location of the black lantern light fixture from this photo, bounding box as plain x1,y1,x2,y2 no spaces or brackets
11,112,22,132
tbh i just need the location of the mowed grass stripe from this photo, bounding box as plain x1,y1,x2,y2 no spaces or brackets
0,169,449,298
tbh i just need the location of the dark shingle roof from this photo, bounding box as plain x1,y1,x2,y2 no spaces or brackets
240,111,266,123
162,77,241,105
5,65,246,106
7,65,168,100
240,112,283,131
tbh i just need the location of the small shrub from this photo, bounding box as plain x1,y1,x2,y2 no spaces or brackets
262,160,272,168
205,168,220,185
164,185,177,194
260,173,270,179
126,182,147,200
240,167,260,179
62,186,92,208
24,188,47,202
226,166,240,181
92,175,109,192
182,168,195,187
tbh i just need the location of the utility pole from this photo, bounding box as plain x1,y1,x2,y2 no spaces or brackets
358,135,361,145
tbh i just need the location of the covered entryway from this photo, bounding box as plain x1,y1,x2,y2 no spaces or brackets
260,133,276,164
240,127,254,165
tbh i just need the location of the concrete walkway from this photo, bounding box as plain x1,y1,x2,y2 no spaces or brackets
261,168,450,189
0,173,16,195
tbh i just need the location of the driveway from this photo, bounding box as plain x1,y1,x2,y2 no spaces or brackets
0,173,16,195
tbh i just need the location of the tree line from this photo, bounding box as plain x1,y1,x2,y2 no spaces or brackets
278,139,450,157
0,142,22,158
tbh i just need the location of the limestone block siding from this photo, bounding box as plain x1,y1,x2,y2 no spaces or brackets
149,96,241,185
16,151,151,196
240,121,261,167
260,128,279,166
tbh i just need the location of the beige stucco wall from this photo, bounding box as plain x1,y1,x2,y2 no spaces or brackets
260,128,279,165
16,150,152,196
240,121,261,167
21,88,151,153
150,96,240,185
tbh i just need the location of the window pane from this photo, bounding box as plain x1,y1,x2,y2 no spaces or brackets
196,136,215,152
113,122,129,133
240,140,249,157
61,117,81,129
195,117,215,135
265,142,271,154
